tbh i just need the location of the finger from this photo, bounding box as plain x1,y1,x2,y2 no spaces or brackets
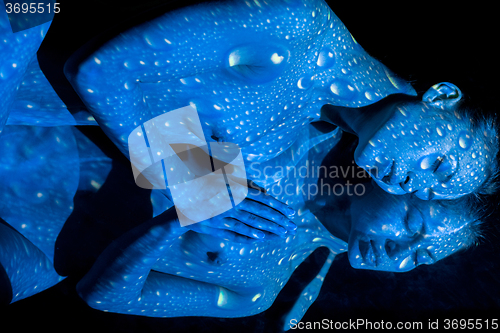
196,217,268,239
220,217,268,239
230,210,290,237
259,229,289,243
187,220,284,244
237,199,297,233
201,224,264,244
246,188,296,219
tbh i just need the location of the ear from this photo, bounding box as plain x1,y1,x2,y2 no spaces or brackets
422,82,463,109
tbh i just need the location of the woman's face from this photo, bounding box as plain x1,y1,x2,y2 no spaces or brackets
348,182,475,272
355,99,492,200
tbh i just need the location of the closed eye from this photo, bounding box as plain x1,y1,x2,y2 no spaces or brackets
403,209,415,235
431,155,455,182
431,155,445,172
404,204,425,236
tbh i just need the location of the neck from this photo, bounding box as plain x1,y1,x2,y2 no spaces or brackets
314,194,352,243
306,131,369,243
320,94,419,145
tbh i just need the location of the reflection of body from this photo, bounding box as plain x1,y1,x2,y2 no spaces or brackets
74,128,483,332
75,123,346,327
0,122,345,325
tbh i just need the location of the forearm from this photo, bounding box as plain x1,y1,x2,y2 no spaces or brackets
76,206,187,309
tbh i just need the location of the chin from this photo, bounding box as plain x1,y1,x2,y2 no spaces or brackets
347,242,417,273
348,255,417,272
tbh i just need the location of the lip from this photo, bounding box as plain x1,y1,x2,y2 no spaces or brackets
371,160,393,180
379,161,406,185
412,188,434,200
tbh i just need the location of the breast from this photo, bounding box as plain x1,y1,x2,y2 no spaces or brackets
152,231,297,290
69,0,415,171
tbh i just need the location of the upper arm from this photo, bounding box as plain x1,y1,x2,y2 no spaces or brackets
0,221,64,304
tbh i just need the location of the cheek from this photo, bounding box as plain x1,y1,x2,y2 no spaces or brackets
426,233,471,262
459,152,487,181
357,121,433,169
355,138,393,173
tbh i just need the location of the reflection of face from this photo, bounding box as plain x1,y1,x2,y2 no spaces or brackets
355,100,491,200
348,182,474,272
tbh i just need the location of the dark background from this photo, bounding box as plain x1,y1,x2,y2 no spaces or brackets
3,1,500,332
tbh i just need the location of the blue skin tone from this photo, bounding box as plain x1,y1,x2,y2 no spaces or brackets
349,186,472,272
350,83,495,200
0,11,71,303
75,153,477,328
0,0,484,328
64,0,416,239
65,0,478,323
0,11,52,133
64,0,415,165
346,182,475,272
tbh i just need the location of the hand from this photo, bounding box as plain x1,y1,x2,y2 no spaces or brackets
186,187,296,243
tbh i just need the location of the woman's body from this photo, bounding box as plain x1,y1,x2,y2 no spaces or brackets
65,0,497,201
74,121,347,328
64,0,415,167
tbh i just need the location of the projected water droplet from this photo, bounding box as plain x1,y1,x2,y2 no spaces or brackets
364,90,375,101
316,47,335,68
458,131,472,149
227,43,290,83
399,255,412,270
180,76,203,88
0,61,16,80
330,79,356,100
297,75,314,90
419,156,433,170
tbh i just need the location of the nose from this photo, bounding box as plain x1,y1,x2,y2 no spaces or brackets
400,171,439,197
384,238,434,267
385,238,416,260
399,171,416,192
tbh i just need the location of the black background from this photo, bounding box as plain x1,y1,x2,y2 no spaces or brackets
2,1,500,332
